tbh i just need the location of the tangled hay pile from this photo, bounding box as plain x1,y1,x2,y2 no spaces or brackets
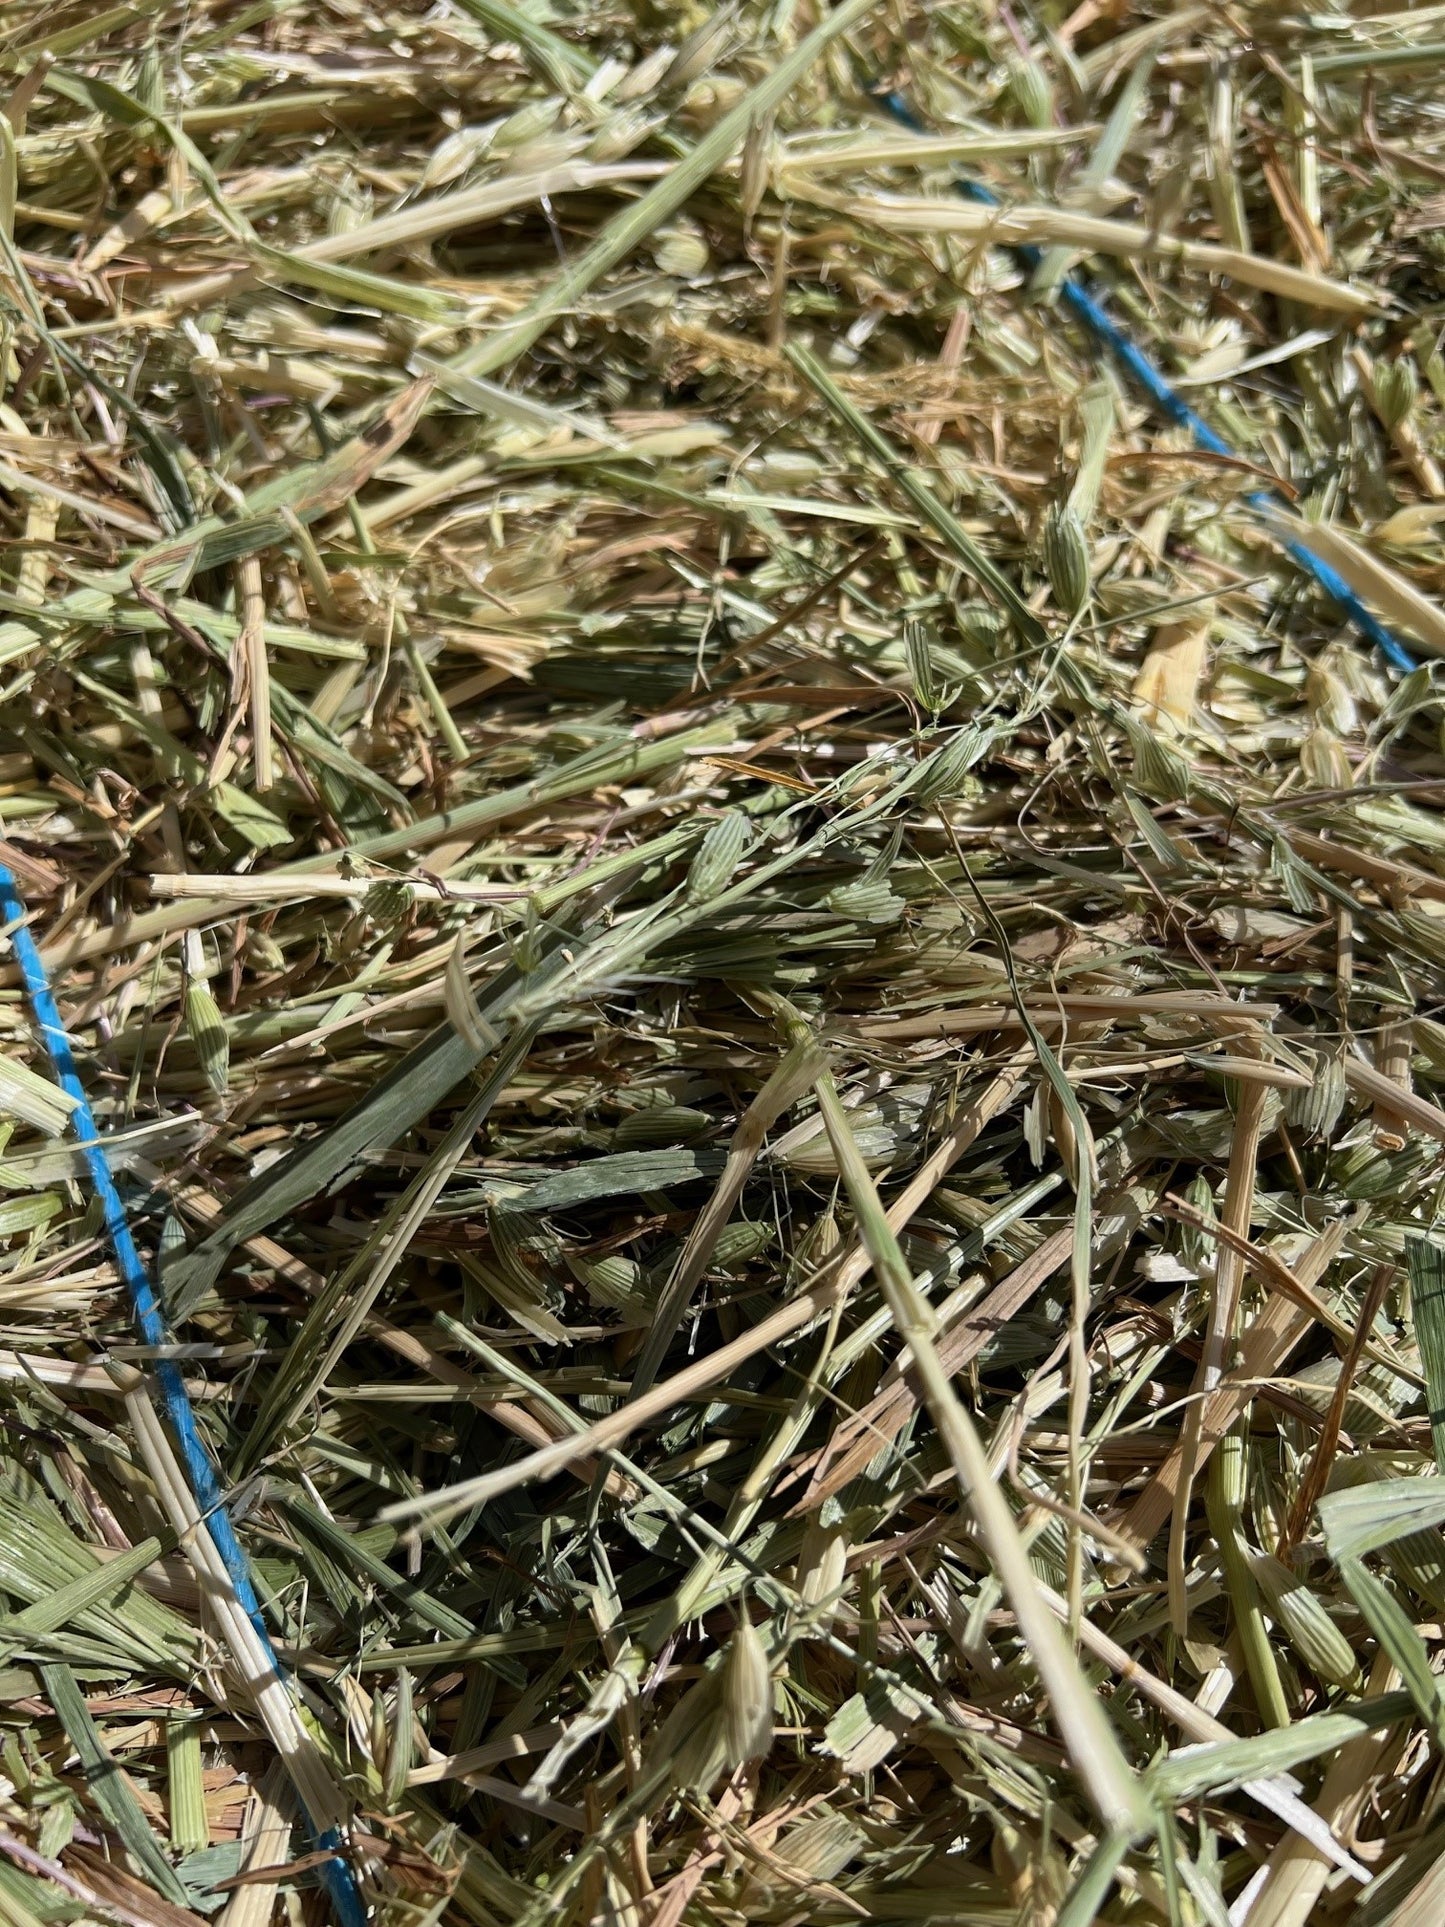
10,1,1445,1921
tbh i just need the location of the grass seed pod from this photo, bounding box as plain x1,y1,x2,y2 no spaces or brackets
957,600,1008,653
1007,58,1053,130
1384,1531,1445,1612
686,811,751,903
1042,503,1091,614
797,1519,849,1632
383,1668,414,1810
1374,356,1418,429
711,1219,773,1270
570,1252,648,1315
655,221,710,279
912,723,991,804
1246,1549,1361,1688
1125,714,1192,802
1283,1048,1347,1142
612,1104,712,1149
185,979,230,1095
658,1673,727,1792
722,1617,773,1767
662,6,737,92
905,615,939,711
825,876,904,924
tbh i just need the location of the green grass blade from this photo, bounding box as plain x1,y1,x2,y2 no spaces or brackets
39,1662,191,1907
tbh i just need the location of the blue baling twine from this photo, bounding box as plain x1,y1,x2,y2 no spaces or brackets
0,867,366,1927
873,89,1418,674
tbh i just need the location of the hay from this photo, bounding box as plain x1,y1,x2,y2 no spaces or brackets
4,2,1445,1921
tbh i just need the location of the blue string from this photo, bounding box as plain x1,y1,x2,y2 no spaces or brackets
872,89,1417,674
0,868,366,1927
